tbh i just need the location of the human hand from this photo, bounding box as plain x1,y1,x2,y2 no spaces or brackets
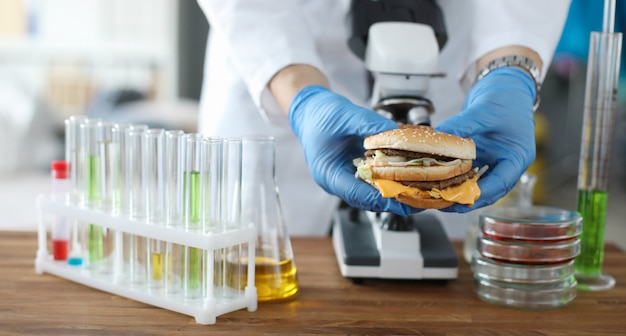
435,67,537,212
289,85,417,215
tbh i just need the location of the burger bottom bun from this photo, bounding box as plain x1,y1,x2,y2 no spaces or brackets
365,179,454,209
395,193,454,209
371,159,472,182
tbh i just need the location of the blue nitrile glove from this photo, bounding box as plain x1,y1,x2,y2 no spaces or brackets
435,67,537,213
289,85,417,215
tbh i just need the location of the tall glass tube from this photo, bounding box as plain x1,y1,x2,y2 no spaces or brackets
94,122,116,275
144,129,166,288
202,137,222,233
183,134,205,299
221,138,242,297
80,119,104,267
202,137,222,300
575,30,622,291
165,130,186,227
64,115,87,206
108,123,131,215
124,126,147,284
111,123,131,280
144,129,166,223
164,130,185,294
64,115,87,266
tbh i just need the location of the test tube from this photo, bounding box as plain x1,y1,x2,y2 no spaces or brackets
80,119,104,267
164,130,185,294
64,115,87,205
165,130,186,227
124,125,147,284
64,116,87,266
106,123,131,215
183,134,205,299
202,137,223,300
51,161,70,261
575,28,622,291
221,138,243,296
144,129,166,288
202,137,223,233
111,124,131,281
94,122,116,275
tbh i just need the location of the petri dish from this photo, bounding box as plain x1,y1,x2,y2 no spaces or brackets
480,206,582,241
477,233,580,265
472,254,575,285
474,275,577,310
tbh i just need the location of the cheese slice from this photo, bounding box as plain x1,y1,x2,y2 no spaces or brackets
373,176,480,206
432,176,480,206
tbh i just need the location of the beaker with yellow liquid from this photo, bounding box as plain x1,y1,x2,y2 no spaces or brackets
232,136,299,302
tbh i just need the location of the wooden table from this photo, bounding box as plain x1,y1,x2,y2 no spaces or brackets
2,231,625,335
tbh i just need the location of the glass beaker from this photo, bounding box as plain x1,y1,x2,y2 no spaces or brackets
239,136,299,302
463,172,538,263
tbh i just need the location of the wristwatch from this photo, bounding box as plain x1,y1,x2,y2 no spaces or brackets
475,54,542,112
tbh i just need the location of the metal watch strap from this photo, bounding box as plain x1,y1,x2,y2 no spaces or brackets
475,54,541,112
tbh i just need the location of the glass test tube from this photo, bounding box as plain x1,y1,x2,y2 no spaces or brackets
64,115,87,205
94,122,116,275
183,134,206,299
165,130,186,227
144,129,166,288
81,119,104,267
51,161,70,261
124,126,147,284
64,116,87,266
111,124,131,280
164,130,185,294
202,138,223,300
575,30,622,291
221,138,243,297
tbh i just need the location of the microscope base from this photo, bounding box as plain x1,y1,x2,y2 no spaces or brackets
332,208,458,280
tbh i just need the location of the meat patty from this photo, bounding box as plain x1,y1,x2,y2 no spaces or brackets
364,148,455,162
400,169,477,190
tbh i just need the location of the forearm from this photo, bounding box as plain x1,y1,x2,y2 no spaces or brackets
268,64,330,115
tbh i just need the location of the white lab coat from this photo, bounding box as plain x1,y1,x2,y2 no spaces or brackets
196,0,571,237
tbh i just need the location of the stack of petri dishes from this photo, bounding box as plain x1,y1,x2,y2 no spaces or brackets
470,205,583,310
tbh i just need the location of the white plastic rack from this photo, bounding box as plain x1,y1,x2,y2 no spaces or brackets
34,194,258,325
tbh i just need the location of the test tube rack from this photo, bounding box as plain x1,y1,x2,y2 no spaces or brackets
34,194,258,325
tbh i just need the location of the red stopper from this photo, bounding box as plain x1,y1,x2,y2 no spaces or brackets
51,160,69,179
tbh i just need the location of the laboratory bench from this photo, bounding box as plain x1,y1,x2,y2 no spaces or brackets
1,231,626,335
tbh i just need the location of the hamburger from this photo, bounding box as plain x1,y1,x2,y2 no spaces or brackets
353,125,481,209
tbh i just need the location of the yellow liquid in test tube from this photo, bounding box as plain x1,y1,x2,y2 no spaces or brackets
151,252,171,281
227,256,299,301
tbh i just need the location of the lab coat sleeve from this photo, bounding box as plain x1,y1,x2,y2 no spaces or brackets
458,0,572,91
197,0,324,127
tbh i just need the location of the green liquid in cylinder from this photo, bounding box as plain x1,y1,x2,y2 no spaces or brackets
87,155,103,262
575,189,608,276
184,171,202,293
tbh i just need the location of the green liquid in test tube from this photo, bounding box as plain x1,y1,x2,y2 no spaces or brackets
575,190,608,275
86,155,103,262
185,171,202,292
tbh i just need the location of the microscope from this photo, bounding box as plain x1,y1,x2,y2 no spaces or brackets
332,0,458,280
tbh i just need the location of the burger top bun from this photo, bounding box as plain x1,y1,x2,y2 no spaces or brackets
364,125,476,160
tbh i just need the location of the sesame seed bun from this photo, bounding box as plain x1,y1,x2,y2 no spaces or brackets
364,125,476,160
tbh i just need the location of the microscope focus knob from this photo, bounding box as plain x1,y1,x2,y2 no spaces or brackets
380,213,415,231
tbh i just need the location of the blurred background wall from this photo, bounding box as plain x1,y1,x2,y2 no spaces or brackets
0,0,209,175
